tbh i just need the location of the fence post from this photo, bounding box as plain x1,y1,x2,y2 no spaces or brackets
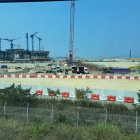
27,103,29,123
135,111,138,134
4,101,7,115
51,105,54,124
105,108,108,126
77,112,79,128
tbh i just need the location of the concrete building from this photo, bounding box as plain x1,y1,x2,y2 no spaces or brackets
0,49,49,62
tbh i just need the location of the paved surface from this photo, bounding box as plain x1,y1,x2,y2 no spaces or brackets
0,78,140,92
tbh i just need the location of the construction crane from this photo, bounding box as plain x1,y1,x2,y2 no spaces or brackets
4,37,21,50
0,38,8,51
69,0,75,63
30,32,38,51
26,33,29,51
35,35,42,51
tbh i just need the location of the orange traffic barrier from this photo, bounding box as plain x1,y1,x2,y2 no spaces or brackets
91,94,100,100
22,75,26,78
62,92,69,98
15,74,19,78
48,75,52,78
94,75,98,79
36,90,43,96
124,97,134,103
41,74,45,78
56,75,60,78
101,75,106,79
117,76,122,79
63,75,67,78
30,74,37,78
109,75,114,79
107,95,116,102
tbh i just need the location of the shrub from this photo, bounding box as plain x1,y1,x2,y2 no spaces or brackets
0,84,37,106
104,103,130,114
55,114,72,125
75,88,88,100
47,88,56,96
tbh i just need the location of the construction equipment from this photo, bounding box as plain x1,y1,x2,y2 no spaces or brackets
69,0,75,63
4,37,21,50
35,35,42,51
0,38,8,51
30,32,38,51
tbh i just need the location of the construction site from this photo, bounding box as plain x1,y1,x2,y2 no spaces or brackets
0,0,140,105
1,1,140,139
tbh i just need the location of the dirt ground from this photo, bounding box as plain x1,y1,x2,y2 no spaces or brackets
88,62,140,68
0,78,140,92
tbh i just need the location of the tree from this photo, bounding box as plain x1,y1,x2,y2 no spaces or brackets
0,84,34,106
75,88,89,100
47,88,56,96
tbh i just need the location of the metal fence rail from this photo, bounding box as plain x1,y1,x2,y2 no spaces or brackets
0,104,140,134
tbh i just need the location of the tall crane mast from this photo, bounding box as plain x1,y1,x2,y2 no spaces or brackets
30,32,38,51
69,0,75,63
26,33,29,51
35,35,42,51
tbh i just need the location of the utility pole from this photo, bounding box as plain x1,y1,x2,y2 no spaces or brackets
26,33,29,51
69,0,75,63
30,32,38,51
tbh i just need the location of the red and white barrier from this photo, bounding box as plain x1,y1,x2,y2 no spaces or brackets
107,95,116,102
91,94,100,100
36,90,43,96
61,92,70,98
33,89,137,104
0,74,140,80
124,97,134,103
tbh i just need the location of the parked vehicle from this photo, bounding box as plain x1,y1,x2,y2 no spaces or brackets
0,64,8,73
72,66,89,74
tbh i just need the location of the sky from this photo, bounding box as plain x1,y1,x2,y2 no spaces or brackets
0,0,140,59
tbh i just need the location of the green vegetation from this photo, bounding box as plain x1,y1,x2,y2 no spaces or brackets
0,84,38,106
0,84,140,139
0,84,138,115
0,119,139,140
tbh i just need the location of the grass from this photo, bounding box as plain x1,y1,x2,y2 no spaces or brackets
0,119,140,140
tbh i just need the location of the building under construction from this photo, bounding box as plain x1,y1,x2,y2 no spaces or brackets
0,49,49,62
0,33,49,62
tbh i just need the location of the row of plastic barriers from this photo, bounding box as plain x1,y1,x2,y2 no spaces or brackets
0,74,139,80
35,90,135,104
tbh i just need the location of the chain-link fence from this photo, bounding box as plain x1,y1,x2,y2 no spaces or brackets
0,103,140,134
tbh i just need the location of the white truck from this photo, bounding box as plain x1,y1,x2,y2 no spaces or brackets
72,66,89,74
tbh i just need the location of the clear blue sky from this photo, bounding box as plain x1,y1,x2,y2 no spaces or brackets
0,0,140,59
